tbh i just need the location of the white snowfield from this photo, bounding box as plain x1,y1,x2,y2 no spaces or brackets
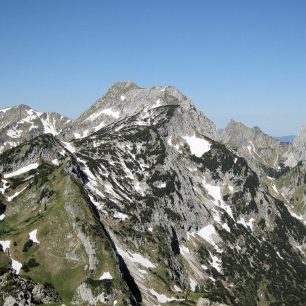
40,113,61,135
117,247,156,269
29,229,40,244
94,121,106,132
3,163,39,178
51,159,59,166
0,107,11,113
6,184,29,202
189,278,198,292
101,108,120,118
0,214,5,221
87,108,120,122
182,134,211,157
196,224,220,249
0,240,10,252
61,141,76,153
113,211,129,221
237,217,255,230
202,178,234,218
0,240,22,274
149,99,162,109
149,289,182,304
210,253,223,273
173,285,182,292
99,271,113,280
7,128,23,138
11,259,22,274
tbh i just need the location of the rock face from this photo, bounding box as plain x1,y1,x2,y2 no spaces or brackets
0,269,60,305
221,119,290,173
0,104,71,154
292,125,306,162
61,81,219,141
0,82,306,305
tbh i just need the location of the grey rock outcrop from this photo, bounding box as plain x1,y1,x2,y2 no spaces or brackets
292,124,306,162
221,119,291,173
0,269,60,305
0,104,71,154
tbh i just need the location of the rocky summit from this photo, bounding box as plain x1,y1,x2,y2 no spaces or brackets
0,82,306,306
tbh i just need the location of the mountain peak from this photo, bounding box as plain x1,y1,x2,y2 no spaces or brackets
107,80,141,92
252,126,263,134
14,104,32,111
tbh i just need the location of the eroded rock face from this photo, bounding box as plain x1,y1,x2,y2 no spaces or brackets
0,270,60,305
292,125,306,162
221,119,291,173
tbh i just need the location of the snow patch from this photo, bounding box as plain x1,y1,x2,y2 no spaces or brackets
100,108,120,119
4,163,39,178
61,141,76,153
94,121,106,132
0,240,10,252
120,95,126,101
173,285,182,292
276,251,284,260
210,253,222,273
149,289,177,304
12,258,22,274
51,159,59,166
157,182,166,188
138,269,148,275
7,128,23,138
201,264,208,270
117,247,155,269
150,99,162,109
40,113,60,135
189,278,197,292
180,245,190,254
202,178,233,218
237,217,255,230
29,229,40,244
6,185,29,202
182,134,211,157
271,184,279,194
196,225,221,251
99,272,113,280
0,107,11,113
221,223,231,232
113,212,128,221
0,214,5,221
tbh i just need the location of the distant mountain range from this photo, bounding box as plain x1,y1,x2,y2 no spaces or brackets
274,135,295,143
0,82,305,305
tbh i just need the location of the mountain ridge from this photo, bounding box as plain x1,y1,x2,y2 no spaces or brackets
0,82,306,305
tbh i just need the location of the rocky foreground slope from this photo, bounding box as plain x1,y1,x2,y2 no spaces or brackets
0,82,306,306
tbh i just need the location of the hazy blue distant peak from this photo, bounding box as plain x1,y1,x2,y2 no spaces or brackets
274,135,295,143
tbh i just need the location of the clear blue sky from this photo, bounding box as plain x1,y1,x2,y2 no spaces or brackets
1,0,305,136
